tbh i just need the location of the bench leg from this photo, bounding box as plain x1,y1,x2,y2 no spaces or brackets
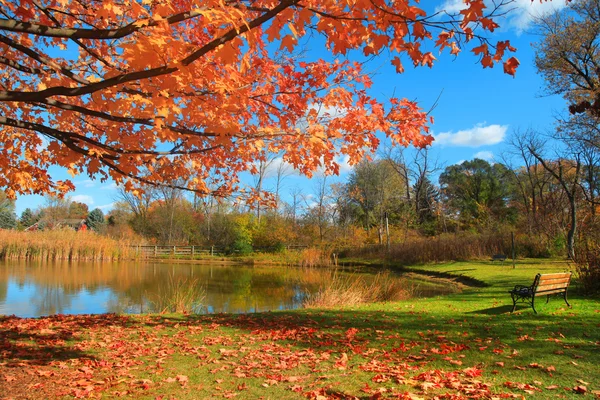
563,291,571,308
510,293,517,312
546,295,550,304
531,296,537,314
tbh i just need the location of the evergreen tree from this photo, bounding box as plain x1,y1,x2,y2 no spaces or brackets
0,210,17,229
85,208,105,232
20,208,37,228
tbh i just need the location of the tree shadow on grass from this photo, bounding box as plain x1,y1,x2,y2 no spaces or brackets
467,304,514,315
0,313,134,365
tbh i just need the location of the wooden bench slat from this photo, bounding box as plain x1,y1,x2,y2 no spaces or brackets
537,273,571,279
535,288,570,296
537,283,570,291
538,277,571,284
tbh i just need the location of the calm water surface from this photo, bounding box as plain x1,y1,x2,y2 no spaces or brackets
0,261,451,318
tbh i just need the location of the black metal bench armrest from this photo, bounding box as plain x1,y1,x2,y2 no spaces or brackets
510,285,532,295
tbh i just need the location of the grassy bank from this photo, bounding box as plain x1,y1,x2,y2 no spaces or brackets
0,230,134,261
1,259,599,399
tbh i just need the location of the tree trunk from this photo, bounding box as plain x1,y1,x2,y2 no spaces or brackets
567,194,576,260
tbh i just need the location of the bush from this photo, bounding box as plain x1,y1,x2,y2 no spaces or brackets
231,239,253,255
574,247,600,294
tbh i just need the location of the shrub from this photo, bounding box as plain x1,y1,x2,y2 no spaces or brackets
231,239,253,256
574,247,600,294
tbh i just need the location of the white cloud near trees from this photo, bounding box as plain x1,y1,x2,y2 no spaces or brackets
71,194,94,205
434,123,507,147
473,150,494,161
436,0,568,32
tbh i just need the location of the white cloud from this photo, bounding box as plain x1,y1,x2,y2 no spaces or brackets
97,202,115,211
436,0,568,32
434,123,507,147
71,194,94,205
74,179,96,188
473,150,494,161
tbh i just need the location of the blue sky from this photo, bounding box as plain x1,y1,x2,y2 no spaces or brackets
13,0,569,215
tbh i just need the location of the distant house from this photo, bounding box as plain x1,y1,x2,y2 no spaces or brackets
25,219,88,231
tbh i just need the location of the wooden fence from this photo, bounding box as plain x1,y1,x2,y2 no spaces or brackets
132,244,309,258
133,245,225,258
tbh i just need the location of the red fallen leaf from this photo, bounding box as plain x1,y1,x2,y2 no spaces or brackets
574,385,587,394
335,353,349,370
237,383,247,391
463,367,483,378
290,385,303,393
215,379,224,384
4,375,17,382
495,362,505,368
529,363,542,369
164,377,177,383
361,383,373,394
546,385,559,390
546,365,556,373
371,374,389,383
449,359,463,366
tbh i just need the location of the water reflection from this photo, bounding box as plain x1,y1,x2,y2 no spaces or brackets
0,261,452,318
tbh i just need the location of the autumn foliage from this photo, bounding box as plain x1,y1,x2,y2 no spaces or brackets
0,0,519,198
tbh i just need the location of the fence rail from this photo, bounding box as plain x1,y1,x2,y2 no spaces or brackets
132,245,225,258
132,245,310,258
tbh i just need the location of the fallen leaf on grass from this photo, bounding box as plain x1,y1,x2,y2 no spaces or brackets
573,385,587,394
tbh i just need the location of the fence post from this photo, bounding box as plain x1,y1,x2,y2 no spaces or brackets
211,246,214,256
192,246,195,257
173,245,176,256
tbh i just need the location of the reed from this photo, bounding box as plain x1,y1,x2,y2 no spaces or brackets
147,275,206,314
0,229,134,261
343,232,526,265
299,247,332,267
302,270,412,308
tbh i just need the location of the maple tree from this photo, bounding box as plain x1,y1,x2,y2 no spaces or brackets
0,0,521,199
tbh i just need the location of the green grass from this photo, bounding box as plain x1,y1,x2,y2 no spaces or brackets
1,259,599,399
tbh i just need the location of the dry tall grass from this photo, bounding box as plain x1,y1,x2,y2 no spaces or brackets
299,248,333,267
344,232,516,265
302,270,412,308
0,229,133,261
148,275,206,314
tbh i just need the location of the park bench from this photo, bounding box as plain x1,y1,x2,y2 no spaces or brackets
509,272,572,313
491,254,507,262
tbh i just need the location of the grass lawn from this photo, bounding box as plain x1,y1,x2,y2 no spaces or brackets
1,259,599,399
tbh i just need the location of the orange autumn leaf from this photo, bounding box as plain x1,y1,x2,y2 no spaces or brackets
0,0,521,199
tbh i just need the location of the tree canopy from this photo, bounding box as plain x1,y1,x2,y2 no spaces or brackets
1,0,519,199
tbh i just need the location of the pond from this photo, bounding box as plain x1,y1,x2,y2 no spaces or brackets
0,261,455,318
